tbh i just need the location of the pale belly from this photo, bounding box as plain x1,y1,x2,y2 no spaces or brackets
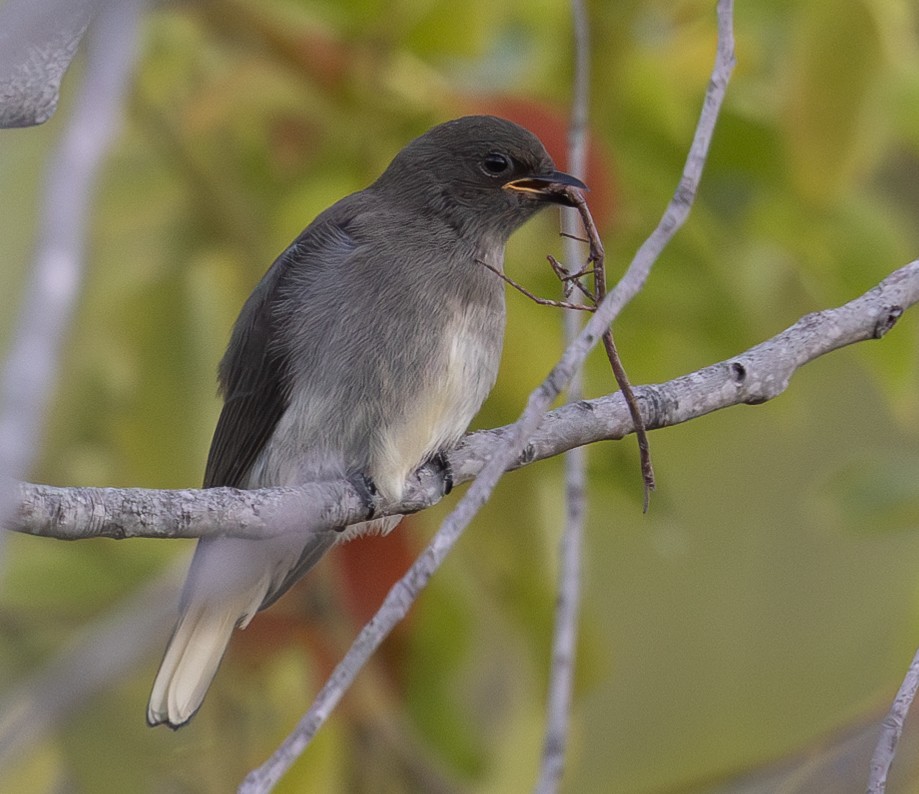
368,304,501,501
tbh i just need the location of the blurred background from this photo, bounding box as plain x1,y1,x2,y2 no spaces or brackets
3,0,919,791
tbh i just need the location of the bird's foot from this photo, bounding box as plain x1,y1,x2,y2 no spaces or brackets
348,472,379,524
430,450,454,496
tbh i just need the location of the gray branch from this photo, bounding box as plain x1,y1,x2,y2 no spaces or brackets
535,0,592,790
538,2,735,789
8,257,916,546
866,645,919,793
0,0,118,127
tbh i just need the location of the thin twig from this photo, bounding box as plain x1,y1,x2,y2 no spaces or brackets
603,328,654,508
546,193,657,506
534,0,590,790
478,258,594,311
514,193,657,506
580,219,653,508
547,255,597,302
568,188,656,507
866,646,919,793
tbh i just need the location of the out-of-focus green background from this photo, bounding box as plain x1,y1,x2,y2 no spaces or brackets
3,0,919,791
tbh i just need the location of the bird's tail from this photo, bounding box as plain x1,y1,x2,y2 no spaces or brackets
146,594,243,728
147,530,337,728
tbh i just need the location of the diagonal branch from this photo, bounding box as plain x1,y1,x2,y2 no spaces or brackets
866,646,919,793
237,254,908,791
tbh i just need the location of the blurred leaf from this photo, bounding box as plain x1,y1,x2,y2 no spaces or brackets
783,0,885,202
811,452,919,534
405,569,483,777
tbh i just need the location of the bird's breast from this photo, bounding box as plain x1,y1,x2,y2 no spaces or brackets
369,296,504,500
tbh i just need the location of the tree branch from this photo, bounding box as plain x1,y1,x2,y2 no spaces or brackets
535,0,591,790
0,0,116,127
8,257,915,547
866,645,919,793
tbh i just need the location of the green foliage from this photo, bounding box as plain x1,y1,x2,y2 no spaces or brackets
3,0,919,791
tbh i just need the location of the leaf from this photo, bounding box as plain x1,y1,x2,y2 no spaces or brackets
783,0,885,201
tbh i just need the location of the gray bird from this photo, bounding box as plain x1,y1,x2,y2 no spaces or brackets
147,115,586,728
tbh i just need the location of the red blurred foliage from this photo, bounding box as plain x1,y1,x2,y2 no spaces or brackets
230,522,418,685
459,94,616,228
336,523,419,627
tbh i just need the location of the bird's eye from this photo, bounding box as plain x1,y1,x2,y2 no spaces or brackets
481,152,512,176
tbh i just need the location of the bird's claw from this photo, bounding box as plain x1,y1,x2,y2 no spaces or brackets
430,450,454,496
348,472,379,524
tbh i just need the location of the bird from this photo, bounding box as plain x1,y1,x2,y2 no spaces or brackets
147,114,587,728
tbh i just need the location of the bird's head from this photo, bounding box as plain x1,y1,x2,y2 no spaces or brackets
372,115,587,240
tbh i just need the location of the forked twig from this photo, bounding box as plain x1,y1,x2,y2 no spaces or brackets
568,188,656,508
478,258,594,311
493,185,656,509
547,255,599,302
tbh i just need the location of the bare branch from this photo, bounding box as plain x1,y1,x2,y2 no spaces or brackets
535,0,591,791
0,0,118,127
8,253,914,544
866,646,919,793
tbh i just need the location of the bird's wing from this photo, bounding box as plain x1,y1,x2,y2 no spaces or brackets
202,277,285,489
202,217,358,489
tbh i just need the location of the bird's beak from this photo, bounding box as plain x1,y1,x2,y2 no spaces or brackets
502,170,588,207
